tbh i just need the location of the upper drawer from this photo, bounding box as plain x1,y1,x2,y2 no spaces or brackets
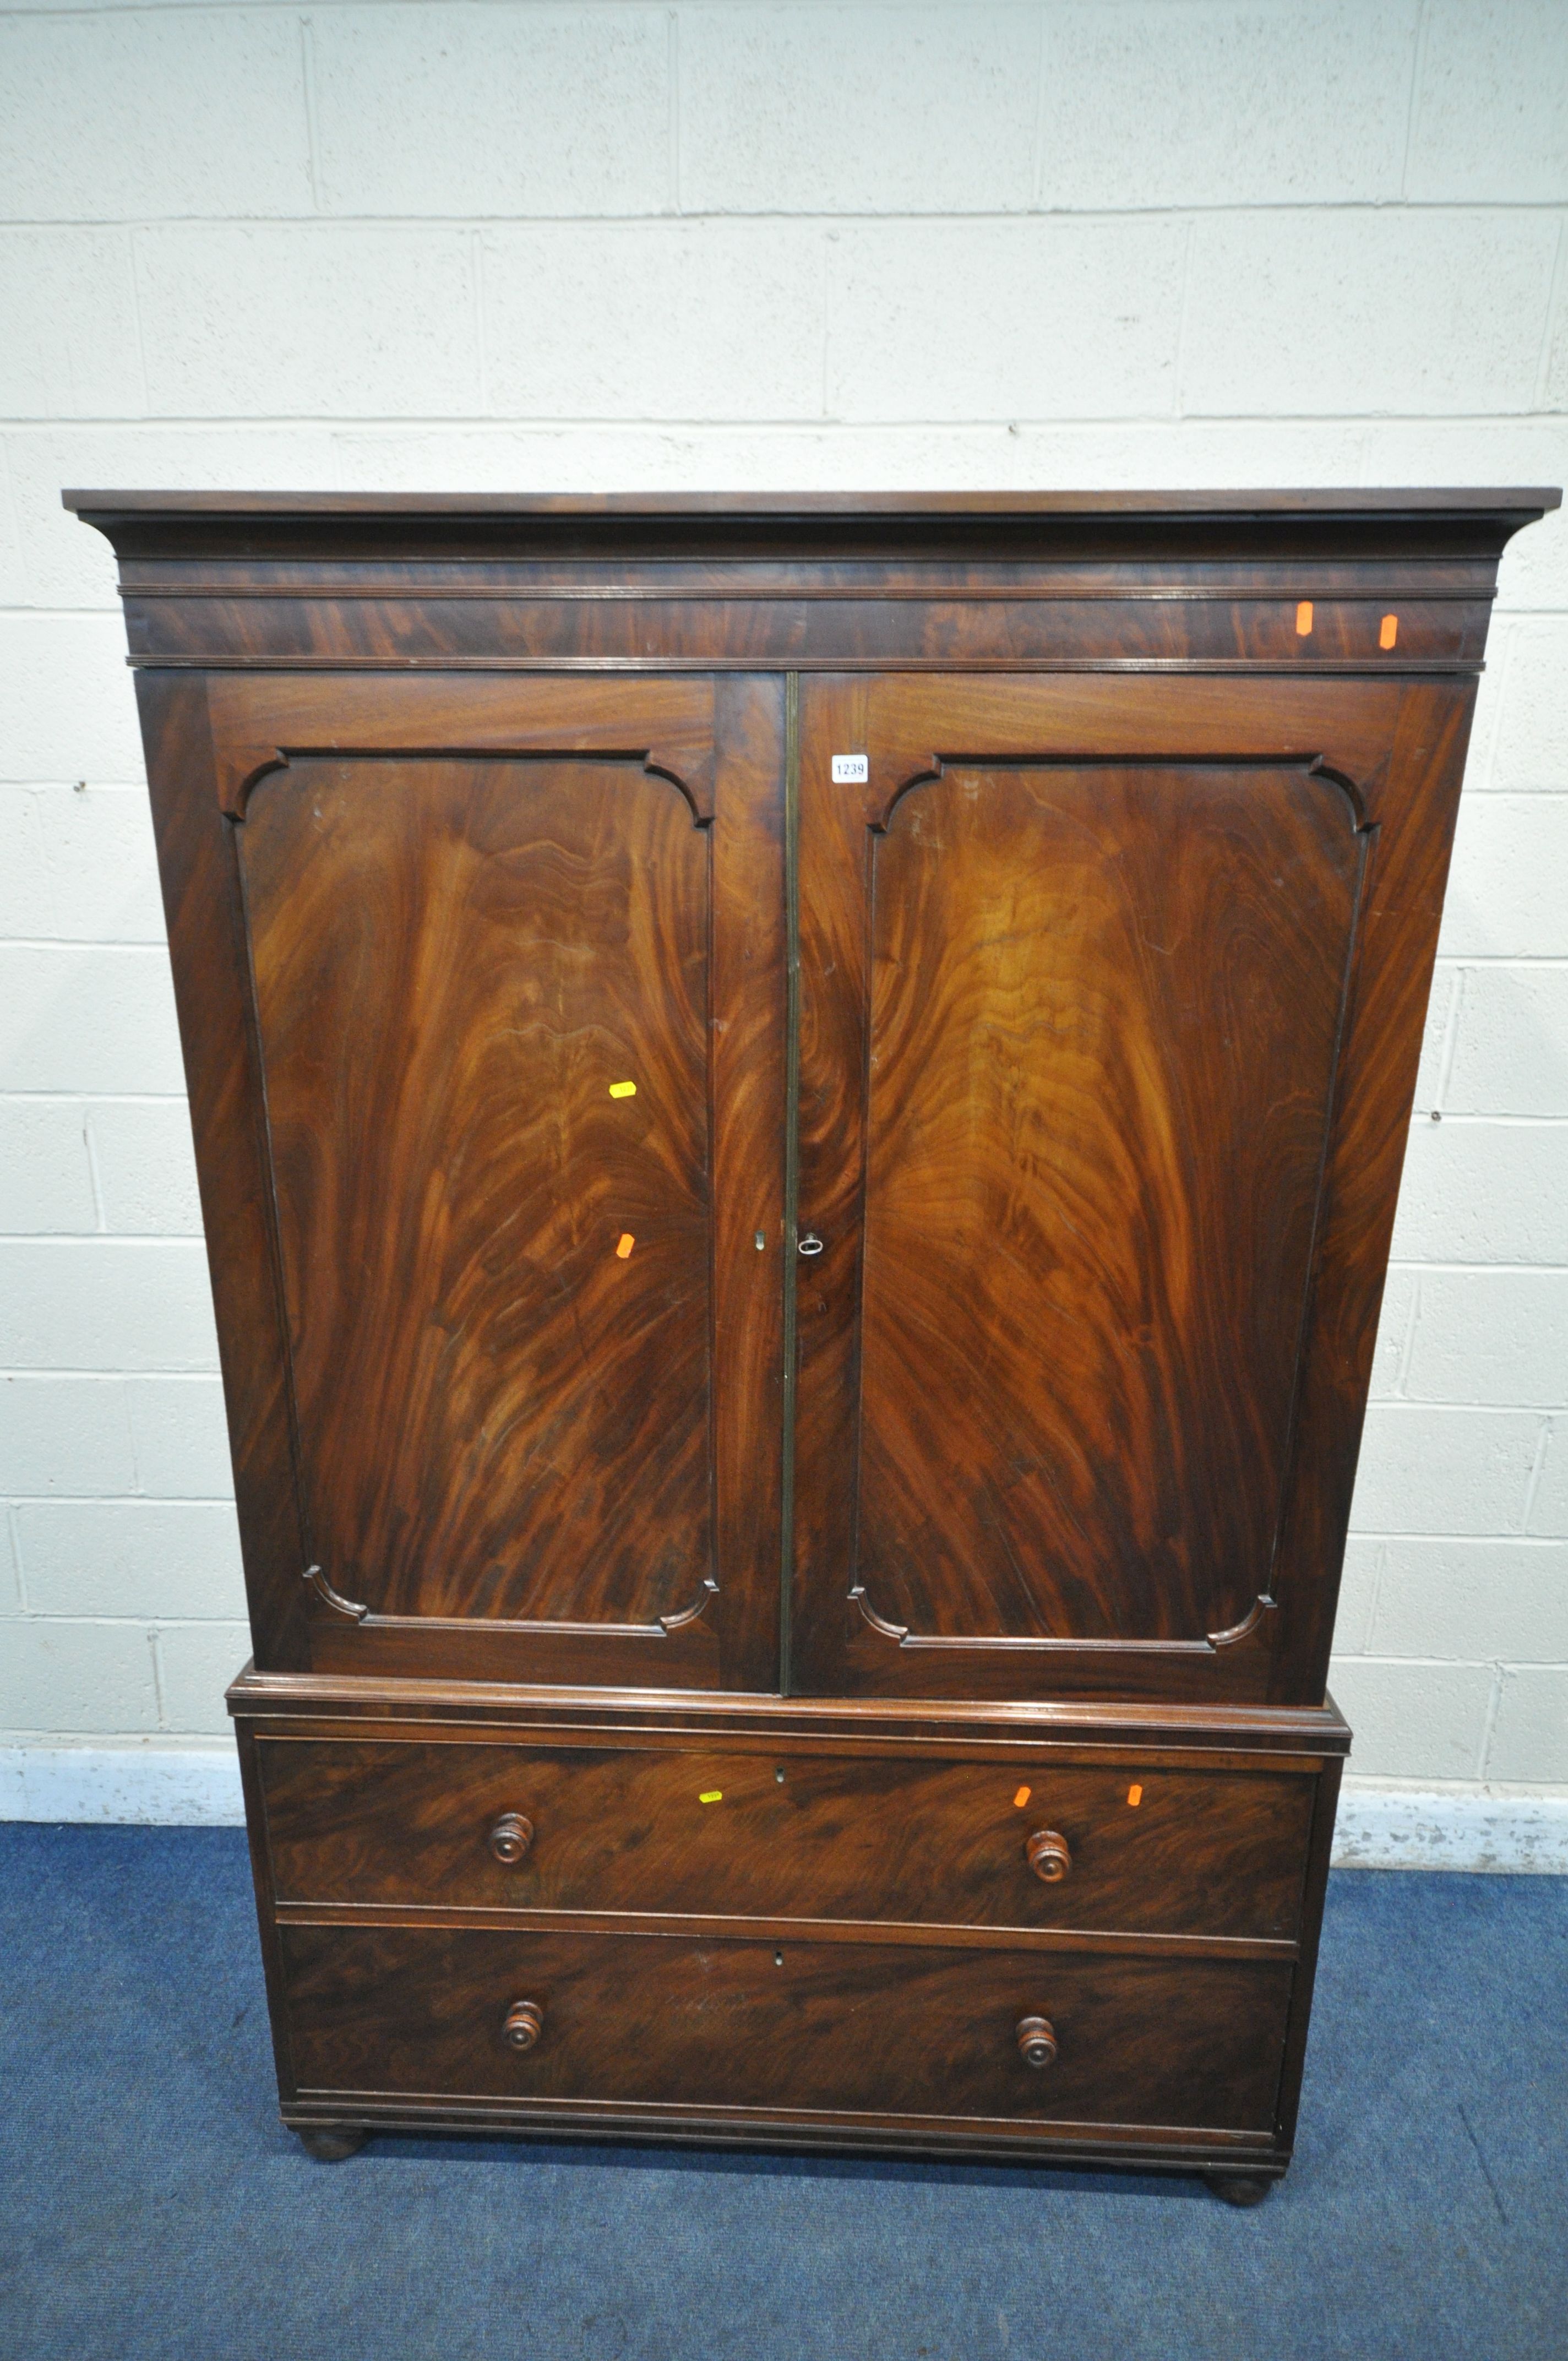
258,1738,1315,1941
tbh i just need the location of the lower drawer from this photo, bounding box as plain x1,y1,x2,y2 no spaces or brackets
280,1923,1294,2135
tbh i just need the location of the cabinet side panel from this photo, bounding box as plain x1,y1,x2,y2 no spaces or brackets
137,671,309,1669
233,1715,298,2105
1267,685,1476,1701
1273,1751,1342,2151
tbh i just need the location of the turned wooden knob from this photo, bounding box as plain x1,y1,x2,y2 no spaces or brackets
1025,1827,1071,1883
488,1812,534,1865
1016,2014,1058,2070
504,1999,545,2052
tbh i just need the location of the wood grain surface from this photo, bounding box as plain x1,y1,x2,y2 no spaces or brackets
116,589,1492,672
258,1737,1315,1940
138,670,314,1670
858,756,1360,1642
280,1920,1295,2132
177,671,787,1688
84,488,1555,2184
790,672,1472,1705
243,748,712,1631
229,1664,1354,1758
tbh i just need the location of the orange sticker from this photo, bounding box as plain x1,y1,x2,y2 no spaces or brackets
615,1233,635,1259
1013,1786,1032,1809
1127,1784,1143,1807
1380,613,1399,649
1295,601,1314,637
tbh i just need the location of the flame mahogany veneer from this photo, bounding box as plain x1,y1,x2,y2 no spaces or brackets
70,487,1558,2199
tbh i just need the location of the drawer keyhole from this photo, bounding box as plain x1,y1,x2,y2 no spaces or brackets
1016,2015,1058,2070
489,1812,535,1865
1025,1827,1071,1883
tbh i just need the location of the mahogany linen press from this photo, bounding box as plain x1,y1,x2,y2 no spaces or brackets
69,487,1558,2202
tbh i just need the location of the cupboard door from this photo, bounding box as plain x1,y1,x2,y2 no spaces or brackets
148,672,786,1689
791,673,1471,1704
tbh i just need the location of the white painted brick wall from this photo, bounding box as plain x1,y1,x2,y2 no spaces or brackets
1,0,1564,1806
308,7,673,217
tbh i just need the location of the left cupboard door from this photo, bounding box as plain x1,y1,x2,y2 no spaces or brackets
139,672,787,1692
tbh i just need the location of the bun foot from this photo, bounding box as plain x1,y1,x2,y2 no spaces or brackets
296,2126,367,2162
1205,2172,1276,2208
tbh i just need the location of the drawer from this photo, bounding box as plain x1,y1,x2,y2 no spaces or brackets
259,1739,1314,1940
280,1922,1294,2134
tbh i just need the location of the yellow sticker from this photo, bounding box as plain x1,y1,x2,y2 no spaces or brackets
1128,1783,1143,1807
699,1790,722,1804
609,1081,637,1099
1012,1786,1032,1808
615,1233,635,1259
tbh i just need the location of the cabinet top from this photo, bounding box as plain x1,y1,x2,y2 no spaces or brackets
59,485,1563,521
66,486,1560,674
64,484,1560,579
64,481,1567,554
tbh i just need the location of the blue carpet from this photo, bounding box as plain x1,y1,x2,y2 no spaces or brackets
0,1828,1562,2361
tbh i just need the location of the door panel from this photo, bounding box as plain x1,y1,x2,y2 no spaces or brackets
243,753,711,1631
859,756,1360,1646
192,672,786,1689
156,659,1464,1706
791,673,1447,1704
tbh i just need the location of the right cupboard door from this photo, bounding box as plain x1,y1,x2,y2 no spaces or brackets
790,672,1473,1705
